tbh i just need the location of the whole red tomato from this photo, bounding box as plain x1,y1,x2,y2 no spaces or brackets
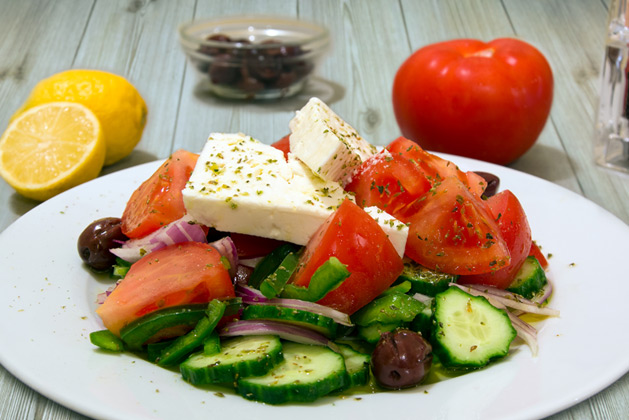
392,38,553,165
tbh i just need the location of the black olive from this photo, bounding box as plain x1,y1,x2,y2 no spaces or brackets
371,329,433,389
198,33,232,56
474,171,500,198
208,53,239,85
77,217,127,271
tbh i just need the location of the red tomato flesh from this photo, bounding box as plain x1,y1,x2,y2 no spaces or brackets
387,137,487,197
271,134,290,160
399,176,509,275
460,190,532,288
121,150,199,239
290,199,403,315
96,241,234,336
529,241,549,270
345,151,432,215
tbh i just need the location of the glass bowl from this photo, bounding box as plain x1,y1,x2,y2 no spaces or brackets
178,15,330,100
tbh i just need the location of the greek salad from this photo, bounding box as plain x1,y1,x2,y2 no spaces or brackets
80,97,558,404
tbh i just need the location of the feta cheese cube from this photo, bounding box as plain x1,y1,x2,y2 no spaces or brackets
289,97,377,186
182,133,354,245
364,206,409,258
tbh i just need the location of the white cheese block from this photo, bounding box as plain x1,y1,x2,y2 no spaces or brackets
364,206,409,258
289,97,377,186
182,133,354,245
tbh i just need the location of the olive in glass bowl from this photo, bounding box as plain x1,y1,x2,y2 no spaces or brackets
178,15,330,100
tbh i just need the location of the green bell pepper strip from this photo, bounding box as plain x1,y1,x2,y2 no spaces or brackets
249,243,301,288
281,257,350,302
259,252,300,299
156,299,228,366
120,304,209,351
90,329,125,352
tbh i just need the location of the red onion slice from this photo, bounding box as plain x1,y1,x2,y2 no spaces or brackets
457,283,560,317
236,284,267,300
507,312,539,357
209,236,239,279
219,320,339,351
96,280,121,305
411,293,433,306
110,216,207,263
235,284,353,326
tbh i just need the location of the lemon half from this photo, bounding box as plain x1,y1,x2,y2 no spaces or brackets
12,69,147,165
0,102,106,201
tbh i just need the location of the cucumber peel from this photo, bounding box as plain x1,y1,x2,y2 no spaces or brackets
431,287,516,369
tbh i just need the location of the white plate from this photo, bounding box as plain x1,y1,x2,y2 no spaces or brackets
1,156,628,420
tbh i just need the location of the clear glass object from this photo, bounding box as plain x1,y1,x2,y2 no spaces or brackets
595,0,629,172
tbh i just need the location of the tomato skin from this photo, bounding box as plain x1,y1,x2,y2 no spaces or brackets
121,150,199,239
387,137,486,197
345,150,432,214
460,190,532,289
96,241,234,336
529,241,549,269
392,38,553,164
290,199,403,315
399,176,509,275
271,134,290,160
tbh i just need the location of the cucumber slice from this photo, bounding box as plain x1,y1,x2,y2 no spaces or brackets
120,304,208,350
241,304,339,338
409,304,433,339
397,258,458,297
180,335,283,385
357,322,403,344
506,256,548,299
431,287,516,368
335,343,371,390
237,342,345,404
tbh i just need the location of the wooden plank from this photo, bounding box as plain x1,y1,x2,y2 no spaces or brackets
72,0,197,174
173,0,301,151
297,0,409,146
0,0,95,230
502,2,629,419
504,0,629,224
398,0,582,193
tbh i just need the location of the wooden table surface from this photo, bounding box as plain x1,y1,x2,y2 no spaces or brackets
1,0,628,419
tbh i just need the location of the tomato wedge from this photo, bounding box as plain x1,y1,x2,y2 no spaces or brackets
121,150,199,239
529,241,549,269
345,151,431,214
290,199,403,315
459,190,531,288
400,176,509,275
388,137,487,197
96,241,234,336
